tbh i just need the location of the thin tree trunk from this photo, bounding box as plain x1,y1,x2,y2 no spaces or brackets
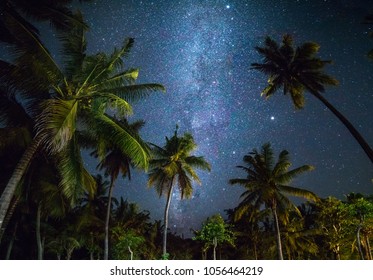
356,223,364,260
0,137,40,233
0,196,20,244
104,178,115,260
272,205,283,260
128,246,133,260
365,235,372,260
253,243,258,260
36,204,43,260
163,179,175,258
310,90,373,164
5,234,15,260
213,236,217,260
5,221,18,260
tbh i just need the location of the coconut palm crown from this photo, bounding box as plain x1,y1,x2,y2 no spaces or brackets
147,126,211,257
251,34,373,164
229,143,318,260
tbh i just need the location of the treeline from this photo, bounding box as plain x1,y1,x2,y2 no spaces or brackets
0,178,372,260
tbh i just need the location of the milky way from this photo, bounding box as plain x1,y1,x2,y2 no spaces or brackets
74,0,373,235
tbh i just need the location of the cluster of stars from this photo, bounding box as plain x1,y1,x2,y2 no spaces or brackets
75,0,373,235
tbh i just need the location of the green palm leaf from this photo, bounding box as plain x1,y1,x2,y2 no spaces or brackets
93,114,150,170
58,138,96,206
36,99,78,152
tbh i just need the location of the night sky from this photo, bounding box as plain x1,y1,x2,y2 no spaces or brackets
62,0,373,235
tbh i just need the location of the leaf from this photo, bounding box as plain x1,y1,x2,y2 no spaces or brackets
58,138,96,206
92,114,150,170
36,99,78,152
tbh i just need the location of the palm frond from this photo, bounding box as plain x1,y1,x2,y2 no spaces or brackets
109,83,166,103
272,150,290,176
184,156,211,172
58,138,96,206
276,165,314,184
92,113,150,170
278,185,319,202
12,0,89,31
88,38,134,84
93,68,139,90
59,10,87,79
1,7,63,83
87,92,133,116
177,168,193,199
36,99,78,152
229,178,249,186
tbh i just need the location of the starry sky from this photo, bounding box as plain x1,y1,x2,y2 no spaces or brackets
65,0,373,235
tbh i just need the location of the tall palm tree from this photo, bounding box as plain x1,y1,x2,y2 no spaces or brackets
229,143,318,260
251,34,373,164
0,11,164,232
147,127,211,257
94,119,145,260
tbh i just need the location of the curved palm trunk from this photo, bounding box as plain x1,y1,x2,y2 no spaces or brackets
0,196,20,244
163,179,175,257
272,205,284,260
310,90,373,164
0,137,40,234
104,178,115,260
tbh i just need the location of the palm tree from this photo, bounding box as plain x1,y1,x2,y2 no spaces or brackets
76,174,109,259
229,143,318,260
252,35,373,164
94,119,145,260
0,11,164,231
147,126,211,257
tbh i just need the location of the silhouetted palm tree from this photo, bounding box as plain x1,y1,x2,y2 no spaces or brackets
147,127,210,257
252,35,373,164
229,143,318,260
95,119,146,260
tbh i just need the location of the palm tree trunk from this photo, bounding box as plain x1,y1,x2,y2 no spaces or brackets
104,177,115,260
163,179,175,258
5,221,18,260
36,204,43,260
356,223,364,260
0,137,40,233
0,196,19,244
272,205,284,260
310,90,373,164
213,236,217,260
